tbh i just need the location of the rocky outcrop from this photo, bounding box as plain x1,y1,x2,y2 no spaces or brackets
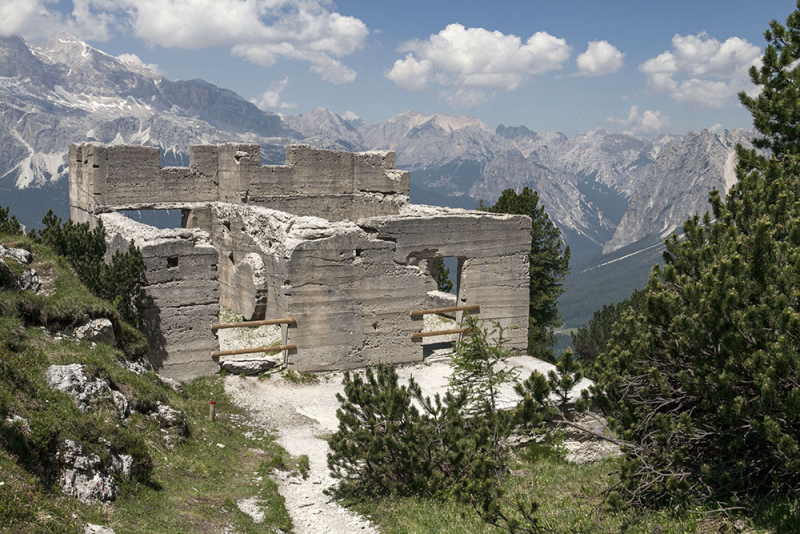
149,402,188,446
604,129,753,253
45,364,129,419
85,525,116,534
56,439,133,504
73,318,115,346
0,244,40,292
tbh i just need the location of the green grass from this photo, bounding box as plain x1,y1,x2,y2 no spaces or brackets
106,377,293,533
346,443,771,534
0,234,295,533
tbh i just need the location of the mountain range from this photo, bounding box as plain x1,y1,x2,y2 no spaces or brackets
0,34,756,327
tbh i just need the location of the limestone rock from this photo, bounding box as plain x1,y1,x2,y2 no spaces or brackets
0,245,32,265
120,361,148,375
219,356,282,376
74,318,116,346
85,525,116,534
16,268,41,292
57,440,116,504
111,453,134,479
150,402,188,444
0,245,40,292
158,375,184,392
45,364,129,418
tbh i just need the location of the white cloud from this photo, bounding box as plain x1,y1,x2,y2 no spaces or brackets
575,40,624,77
385,53,433,91
116,53,163,75
0,0,115,41
341,110,359,121
386,23,570,103
606,105,671,135
708,123,723,134
639,32,761,108
0,0,368,84
250,75,297,110
440,88,494,109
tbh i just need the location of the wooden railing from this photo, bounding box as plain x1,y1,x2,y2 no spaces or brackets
410,305,479,341
211,316,297,361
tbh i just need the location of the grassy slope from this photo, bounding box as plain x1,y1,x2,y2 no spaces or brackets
0,234,295,533
348,443,777,534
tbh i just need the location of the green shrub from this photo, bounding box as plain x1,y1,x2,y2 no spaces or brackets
33,210,145,328
327,317,577,533
590,4,800,511
0,206,22,236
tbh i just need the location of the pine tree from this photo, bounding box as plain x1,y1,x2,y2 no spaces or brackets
485,188,570,362
0,206,22,236
571,289,645,373
432,257,454,293
590,3,800,511
34,210,145,328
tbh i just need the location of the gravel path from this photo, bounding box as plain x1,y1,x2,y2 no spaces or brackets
225,373,378,534
217,309,599,533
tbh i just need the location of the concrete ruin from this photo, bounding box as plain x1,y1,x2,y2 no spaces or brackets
69,143,532,380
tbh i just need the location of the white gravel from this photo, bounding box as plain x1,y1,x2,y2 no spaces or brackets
225,373,377,534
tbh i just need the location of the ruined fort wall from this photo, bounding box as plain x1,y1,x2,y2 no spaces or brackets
69,143,409,224
99,213,220,380
210,203,531,371
359,205,532,353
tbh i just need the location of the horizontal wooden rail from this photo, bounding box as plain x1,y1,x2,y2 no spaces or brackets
211,345,297,359
410,305,480,318
211,317,296,331
411,327,473,341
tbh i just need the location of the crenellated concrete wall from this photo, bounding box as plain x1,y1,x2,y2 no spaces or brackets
69,143,532,379
69,143,409,224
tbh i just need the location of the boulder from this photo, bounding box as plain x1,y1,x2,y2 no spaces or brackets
219,355,282,376
57,440,116,504
0,245,32,264
149,402,188,446
85,525,116,534
45,364,128,418
74,319,115,346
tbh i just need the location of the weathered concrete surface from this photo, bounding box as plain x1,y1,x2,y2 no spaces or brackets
100,213,220,380
212,202,531,371
360,205,532,353
70,143,409,224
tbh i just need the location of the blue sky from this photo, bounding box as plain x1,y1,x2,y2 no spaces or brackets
1,0,793,135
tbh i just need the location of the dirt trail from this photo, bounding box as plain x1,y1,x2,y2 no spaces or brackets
225,373,377,533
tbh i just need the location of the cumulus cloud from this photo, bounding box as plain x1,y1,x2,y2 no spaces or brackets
606,105,671,135
386,23,570,104
440,88,495,109
639,32,761,108
250,75,297,110
0,0,368,84
116,53,163,75
575,40,624,77
0,0,115,41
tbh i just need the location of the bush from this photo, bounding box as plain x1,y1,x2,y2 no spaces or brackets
33,210,145,328
328,318,583,533
0,207,22,236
